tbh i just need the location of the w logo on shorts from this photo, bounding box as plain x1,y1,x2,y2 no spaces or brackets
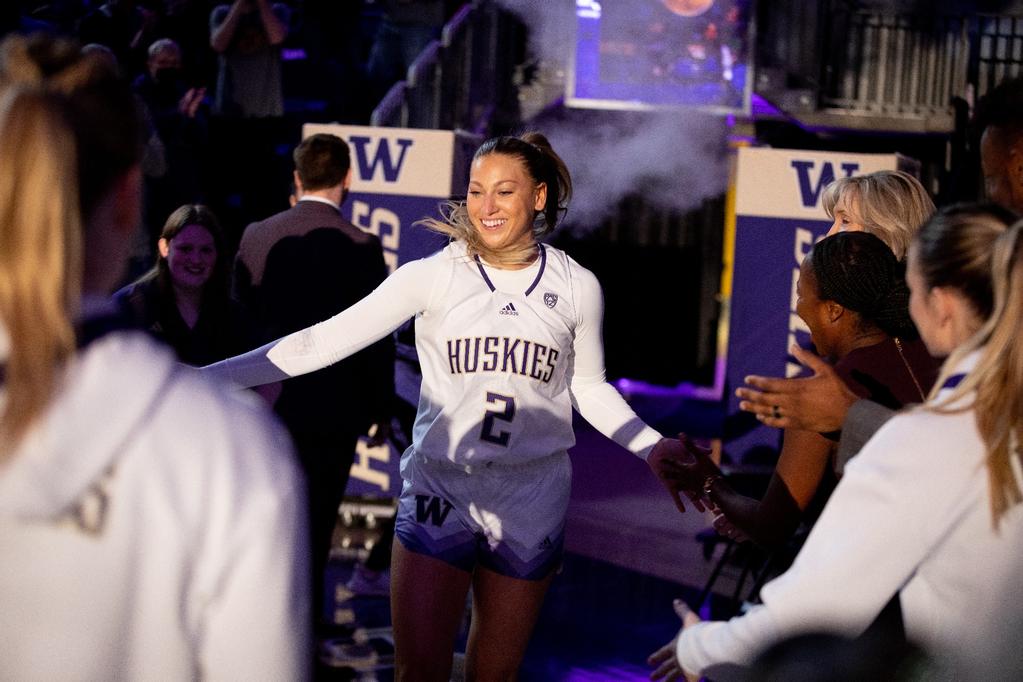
415,495,454,526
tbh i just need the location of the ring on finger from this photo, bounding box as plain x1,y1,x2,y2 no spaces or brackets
772,405,781,420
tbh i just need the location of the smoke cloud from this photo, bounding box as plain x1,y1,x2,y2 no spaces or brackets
543,110,729,230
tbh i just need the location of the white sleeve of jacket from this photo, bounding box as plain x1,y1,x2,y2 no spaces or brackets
676,412,960,674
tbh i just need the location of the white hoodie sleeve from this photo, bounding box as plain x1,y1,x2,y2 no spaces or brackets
675,409,977,674
566,261,662,460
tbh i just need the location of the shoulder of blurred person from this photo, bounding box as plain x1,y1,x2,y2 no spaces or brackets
0,329,308,679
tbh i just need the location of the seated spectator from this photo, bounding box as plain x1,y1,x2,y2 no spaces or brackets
666,232,939,548
823,169,936,260
365,0,453,108
651,203,1023,680
115,204,252,366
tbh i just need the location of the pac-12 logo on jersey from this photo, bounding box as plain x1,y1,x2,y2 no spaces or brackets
543,292,558,309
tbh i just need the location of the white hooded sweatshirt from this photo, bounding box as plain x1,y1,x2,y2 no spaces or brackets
0,329,309,680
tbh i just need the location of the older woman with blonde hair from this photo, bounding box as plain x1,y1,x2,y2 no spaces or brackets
823,169,935,260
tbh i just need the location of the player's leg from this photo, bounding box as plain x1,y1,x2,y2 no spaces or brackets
390,539,472,681
463,564,556,681
461,453,570,679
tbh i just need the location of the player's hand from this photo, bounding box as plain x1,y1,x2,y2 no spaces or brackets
648,434,715,514
648,600,702,681
650,434,721,509
735,345,857,432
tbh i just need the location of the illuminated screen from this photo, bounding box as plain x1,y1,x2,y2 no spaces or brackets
568,0,753,113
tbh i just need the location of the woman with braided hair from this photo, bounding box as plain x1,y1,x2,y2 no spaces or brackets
660,232,940,550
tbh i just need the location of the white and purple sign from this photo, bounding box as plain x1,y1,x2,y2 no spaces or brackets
302,123,453,273
724,147,903,462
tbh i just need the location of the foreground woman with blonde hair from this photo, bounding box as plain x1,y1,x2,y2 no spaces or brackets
0,34,309,680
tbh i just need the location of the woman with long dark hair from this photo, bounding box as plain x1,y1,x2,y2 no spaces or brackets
115,203,251,365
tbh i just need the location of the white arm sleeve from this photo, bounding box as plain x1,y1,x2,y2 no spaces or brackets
676,413,967,673
567,262,662,460
203,257,438,388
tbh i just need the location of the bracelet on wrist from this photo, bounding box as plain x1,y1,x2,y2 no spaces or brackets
702,474,722,498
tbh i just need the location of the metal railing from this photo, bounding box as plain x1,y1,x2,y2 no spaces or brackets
370,1,515,134
976,14,1023,97
757,1,1023,132
821,11,970,117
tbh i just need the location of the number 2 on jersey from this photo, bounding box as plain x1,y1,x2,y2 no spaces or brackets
480,392,515,446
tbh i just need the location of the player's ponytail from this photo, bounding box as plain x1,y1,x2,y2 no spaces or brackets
518,131,572,235
945,221,1023,528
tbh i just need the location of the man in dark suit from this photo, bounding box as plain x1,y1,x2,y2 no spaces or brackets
234,133,394,622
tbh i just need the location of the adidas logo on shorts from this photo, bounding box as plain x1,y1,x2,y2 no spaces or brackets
499,302,519,316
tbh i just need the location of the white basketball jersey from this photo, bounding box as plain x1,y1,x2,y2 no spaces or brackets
412,242,582,466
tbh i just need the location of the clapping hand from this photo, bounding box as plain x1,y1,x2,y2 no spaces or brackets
648,599,703,681
735,345,857,432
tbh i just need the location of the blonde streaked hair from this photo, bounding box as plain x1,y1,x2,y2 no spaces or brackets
0,88,81,454
823,170,935,260
916,204,1023,528
417,132,572,267
0,34,140,455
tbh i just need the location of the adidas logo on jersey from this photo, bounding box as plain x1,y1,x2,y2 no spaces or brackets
499,302,519,316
